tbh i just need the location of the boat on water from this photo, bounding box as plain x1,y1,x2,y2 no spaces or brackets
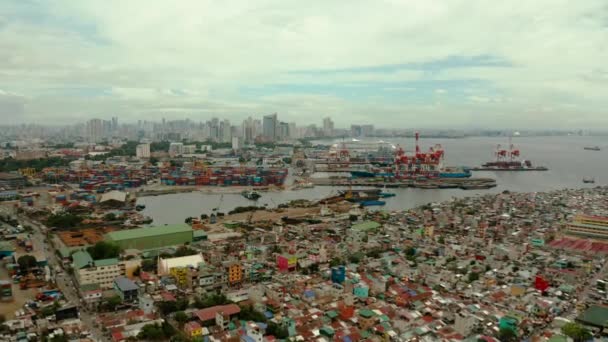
135,204,146,211
439,167,471,178
341,189,381,203
359,200,386,207
379,192,396,198
584,146,601,151
241,190,261,200
472,142,548,171
583,177,595,184
350,170,394,178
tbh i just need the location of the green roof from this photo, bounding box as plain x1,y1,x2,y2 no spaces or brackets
577,305,608,327
58,247,71,258
352,221,381,231
359,309,375,318
95,258,118,267
105,224,192,241
72,250,94,269
80,283,100,292
0,241,14,251
326,310,338,319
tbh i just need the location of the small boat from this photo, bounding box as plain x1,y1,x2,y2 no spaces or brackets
584,146,601,151
583,177,595,184
242,190,261,200
359,200,386,207
135,204,146,211
379,192,396,198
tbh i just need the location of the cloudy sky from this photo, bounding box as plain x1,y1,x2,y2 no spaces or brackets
0,1,607,128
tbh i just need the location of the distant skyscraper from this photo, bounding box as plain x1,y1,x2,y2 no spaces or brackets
263,113,278,141
136,143,150,158
288,122,297,139
87,118,103,143
169,142,184,157
278,122,290,140
323,117,334,137
111,117,118,132
220,119,231,143
351,125,362,137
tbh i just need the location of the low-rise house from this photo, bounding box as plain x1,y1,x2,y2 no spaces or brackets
114,276,139,302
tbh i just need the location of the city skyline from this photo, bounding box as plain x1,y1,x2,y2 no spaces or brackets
1,1,607,129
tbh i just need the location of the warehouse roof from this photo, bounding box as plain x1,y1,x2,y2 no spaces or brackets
100,190,127,203
72,250,94,269
352,221,381,231
158,254,205,275
105,224,192,241
577,305,608,327
114,276,138,292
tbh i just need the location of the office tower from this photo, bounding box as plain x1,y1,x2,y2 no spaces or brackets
323,117,334,137
263,113,278,141
220,119,231,143
87,118,103,143
169,142,184,157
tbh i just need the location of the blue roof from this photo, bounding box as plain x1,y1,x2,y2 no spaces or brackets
243,336,256,342
303,290,315,298
343,337,353,342
265,311,274,319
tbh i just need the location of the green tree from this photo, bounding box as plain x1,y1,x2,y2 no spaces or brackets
267,322,289,339
174,311,188,327
141,259,157,272
174,246,197,257
561,322,592,342
103,296,122,311
46,213,83,229
497,327,517,342
138,323,166,341
17,255,37,270
468,272,480,282
329,257,343,267
405,247,416,257
437,236,445,244
87,241,121,260
104,213,117,221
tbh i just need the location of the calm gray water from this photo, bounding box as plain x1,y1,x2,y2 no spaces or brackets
138,136,608,225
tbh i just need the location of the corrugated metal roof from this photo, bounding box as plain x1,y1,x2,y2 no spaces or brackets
72,250,94,269
114,276,138,291
100,190,127,203
352,221,381,231
94,258,118,267
105,224,192,241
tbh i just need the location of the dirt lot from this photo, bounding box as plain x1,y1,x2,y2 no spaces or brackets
0,257,36,319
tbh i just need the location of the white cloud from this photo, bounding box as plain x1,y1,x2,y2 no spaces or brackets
0,0,607,128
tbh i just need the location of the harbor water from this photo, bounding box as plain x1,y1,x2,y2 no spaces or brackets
138,136,608,225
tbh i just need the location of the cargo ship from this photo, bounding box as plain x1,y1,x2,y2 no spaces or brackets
471,143,548,171
584,146,601,151
439,167,471,178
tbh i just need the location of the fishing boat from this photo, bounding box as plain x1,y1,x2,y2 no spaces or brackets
359,200,386,207
583,177,595,184
379,192,396,198
242,190,261,200
135,204,146,211
584,146,601,151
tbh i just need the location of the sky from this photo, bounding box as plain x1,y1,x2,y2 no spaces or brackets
0,1,607,129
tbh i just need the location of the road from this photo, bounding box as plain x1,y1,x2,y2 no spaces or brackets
1,205,106,341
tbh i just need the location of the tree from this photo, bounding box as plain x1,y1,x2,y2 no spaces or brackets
138,323,166,341
437,236,445,244
561,322,592,342
104,213,117,221
405,247,416,257
174,311,188,327
46,213,83,229
174,246,197,257
17,255,37,270
329,257,343,267
497,327,517,342
102,296,122,311
141,259,157,272
468,272,480,282
267,322,289,339
87,241,121,260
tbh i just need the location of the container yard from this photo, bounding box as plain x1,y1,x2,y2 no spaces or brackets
160,167,288,187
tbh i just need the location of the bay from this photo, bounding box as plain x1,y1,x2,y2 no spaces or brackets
138,136,608,225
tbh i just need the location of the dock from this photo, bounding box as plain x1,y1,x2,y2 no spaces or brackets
310,177,497,190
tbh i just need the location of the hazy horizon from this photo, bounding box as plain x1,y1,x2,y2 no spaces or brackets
1,1,607,129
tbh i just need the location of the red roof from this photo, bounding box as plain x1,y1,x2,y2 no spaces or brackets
195,304,241,321
184,321,201,333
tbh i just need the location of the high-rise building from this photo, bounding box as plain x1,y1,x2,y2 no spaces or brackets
323,117,334,137
232,137,242,151
351,125,362,137
136,143,151,159
361,125,375,137
288,122,297,139
111,117,118,132
263,113,278,141
278,122,290,140
169,142,184,157
220,119,231,143
87,118,103,143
